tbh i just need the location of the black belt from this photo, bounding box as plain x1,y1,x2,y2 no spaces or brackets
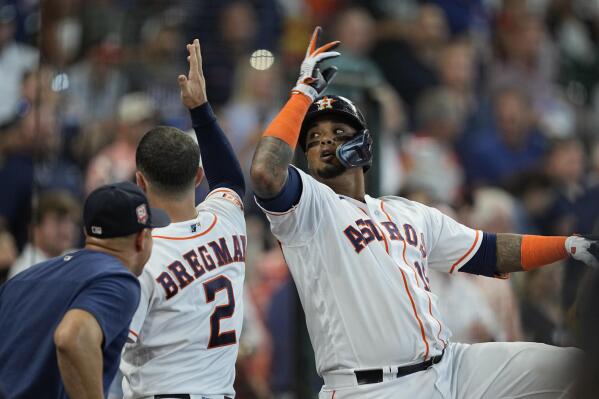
154,396,232,399
354,352,444,385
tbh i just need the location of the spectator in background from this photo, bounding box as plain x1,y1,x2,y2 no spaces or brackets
520,261,566,345
325,6,404,135
436,38,491,134
86,92,156,194
0,103,49,251
547,0,599,112
490,7,572,137
183,0,282,107
461,87,546,186
369,3,448,113
38,0,81,66
466,187,524,342
124,10,188,128
506,138,585,237
20,66,59,111
221,61,282,204
8,190,79,279
429,269,500,343
431,0,489,36
0,3,38,124
538,138,586,236
65,40,128,161
14,65,84,199
428,204,502,343
30,102,84,198
506,171,555,234
78,0,125,53
9,65,85,202
236,291,272,398
402,87,465,205
438,39,476,112
65,40,127,127
250,248,289,316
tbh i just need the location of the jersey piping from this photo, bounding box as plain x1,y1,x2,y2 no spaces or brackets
152,212,218,240
449,230,481,273
380,201,430,360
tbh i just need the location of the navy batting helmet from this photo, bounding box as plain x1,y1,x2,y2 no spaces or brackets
300,95,373,170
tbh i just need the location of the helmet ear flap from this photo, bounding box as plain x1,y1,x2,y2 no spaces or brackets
321,66,338,85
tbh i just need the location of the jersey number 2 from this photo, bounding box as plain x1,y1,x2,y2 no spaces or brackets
203,275,237,349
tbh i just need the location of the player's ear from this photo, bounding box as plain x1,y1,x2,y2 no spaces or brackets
134,229,144,252
195,167,204,187
134,228,151,252
136,171,148,192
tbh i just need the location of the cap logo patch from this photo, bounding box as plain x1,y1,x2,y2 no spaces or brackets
316,96,336,110
91,226,102,235
136,204,148,224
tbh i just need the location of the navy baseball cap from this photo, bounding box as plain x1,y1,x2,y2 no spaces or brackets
84,182,170,238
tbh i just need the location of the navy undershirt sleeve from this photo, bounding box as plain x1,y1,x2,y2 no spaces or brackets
189,103,245,198
255,166,302,212
459,232,499,277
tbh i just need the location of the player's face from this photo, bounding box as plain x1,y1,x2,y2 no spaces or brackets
36,212,78,257
305,118,357,179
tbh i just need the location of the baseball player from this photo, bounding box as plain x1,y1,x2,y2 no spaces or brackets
120,39,246,399
250,27,598,398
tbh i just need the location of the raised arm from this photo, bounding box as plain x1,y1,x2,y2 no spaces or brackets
459,232,599,275
495,234,599,273
178,39,245,197
428,207,599,276
250,27,340,199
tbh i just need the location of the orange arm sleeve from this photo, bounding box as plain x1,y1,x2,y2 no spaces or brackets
521,235,568,271
263,93,312,150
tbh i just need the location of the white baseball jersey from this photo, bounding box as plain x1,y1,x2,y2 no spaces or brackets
121,188,246,398
258,166,482,374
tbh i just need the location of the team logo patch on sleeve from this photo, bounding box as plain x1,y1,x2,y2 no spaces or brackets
136,204,148,224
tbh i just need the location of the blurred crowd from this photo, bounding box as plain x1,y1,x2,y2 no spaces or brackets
2,0,599,397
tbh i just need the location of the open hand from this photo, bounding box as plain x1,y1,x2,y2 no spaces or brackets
178,39,207,109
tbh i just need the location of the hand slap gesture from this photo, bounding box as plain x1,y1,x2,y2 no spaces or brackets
178,39,207,109
292,26,341,100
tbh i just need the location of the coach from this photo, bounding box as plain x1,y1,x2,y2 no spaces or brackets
0,182,169,399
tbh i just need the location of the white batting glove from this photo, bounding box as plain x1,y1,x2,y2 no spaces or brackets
291,26,340,101
565,235,599,268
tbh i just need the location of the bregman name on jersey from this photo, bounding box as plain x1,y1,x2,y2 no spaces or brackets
155,234,246,299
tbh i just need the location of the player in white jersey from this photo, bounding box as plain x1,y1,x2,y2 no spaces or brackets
250,27,599,398
120,39,246,399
